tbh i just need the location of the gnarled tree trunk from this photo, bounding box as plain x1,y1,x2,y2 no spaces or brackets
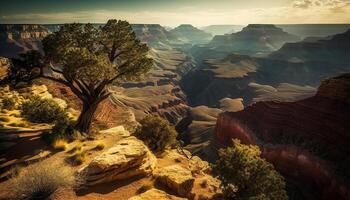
75,101,99,133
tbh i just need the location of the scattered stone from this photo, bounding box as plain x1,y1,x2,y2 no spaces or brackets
128,188,186,200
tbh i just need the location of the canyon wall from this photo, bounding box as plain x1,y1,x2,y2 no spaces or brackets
214,74,350,199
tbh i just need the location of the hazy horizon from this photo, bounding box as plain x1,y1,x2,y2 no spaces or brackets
1,0,350,26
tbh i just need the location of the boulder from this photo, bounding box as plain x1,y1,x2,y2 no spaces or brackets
80,136,157,185
154,165,194,198
99,125,130,138
128,188,186,200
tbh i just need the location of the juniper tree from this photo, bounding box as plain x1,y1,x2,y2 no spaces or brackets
213,139,288,200
10,20,153,133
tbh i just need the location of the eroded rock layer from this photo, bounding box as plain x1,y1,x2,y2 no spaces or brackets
215,74,350,200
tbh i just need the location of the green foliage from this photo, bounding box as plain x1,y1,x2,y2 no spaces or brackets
21,95,67,123
39,19,153,133
1,96,17,110
42,20,153,86
6,50,45,84
133,115,177,153
213,139,288,200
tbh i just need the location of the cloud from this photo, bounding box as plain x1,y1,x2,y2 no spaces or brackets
1,1,350,25
293,0,313,9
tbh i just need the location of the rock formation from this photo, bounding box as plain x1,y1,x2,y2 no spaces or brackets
214,73,350,200
154,165,194,197
209,24,300,56
170,24,213,45
81,136,157,186
269,29,350,65
0,24,50,58
182,46,350,106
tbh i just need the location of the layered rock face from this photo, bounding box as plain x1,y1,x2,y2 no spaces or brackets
181,53,343,107
176,99,244,161
215,74,350,200
154,165,194,197
131,24,179,47
81,136,157,185
276,24,350,38
0,24,50,58
269,29,350,65
209,24,300,56
170,24,213,45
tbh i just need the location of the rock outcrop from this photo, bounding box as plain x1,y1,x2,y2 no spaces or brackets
269,29,350,65
181,53,339,106
0,24,50,58
209,24,300,56
214,73,350,200
170,24,213,45
154,165,195,198
128,188,186,200
81,136,157,185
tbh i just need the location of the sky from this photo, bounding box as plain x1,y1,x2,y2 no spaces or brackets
0,0,350,26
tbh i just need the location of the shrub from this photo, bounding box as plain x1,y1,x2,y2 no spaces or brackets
2,96,17,110
51,114,75,138
133,115,177,153
10,159,82,200
212,139,288,200
21,95,66,123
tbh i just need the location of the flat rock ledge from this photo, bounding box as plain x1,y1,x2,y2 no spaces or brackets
128,188,186,200
80,136,157,185
154,165,195,198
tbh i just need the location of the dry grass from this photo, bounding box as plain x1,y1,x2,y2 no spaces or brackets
52,139,68,151
8,122,26,127
9,159,83,200
0,116,10,122
10,112,21,117
69,143,83,154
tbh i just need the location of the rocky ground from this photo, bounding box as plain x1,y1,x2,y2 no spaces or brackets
0,84,221,200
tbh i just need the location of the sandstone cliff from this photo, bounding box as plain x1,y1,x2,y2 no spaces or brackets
0,24,50,58
215,74,350,200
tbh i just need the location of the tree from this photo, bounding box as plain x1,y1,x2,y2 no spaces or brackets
10,20,153,133
213,139,288,200
133,115,177,153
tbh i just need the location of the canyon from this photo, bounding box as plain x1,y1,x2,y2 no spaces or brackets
1,22,350,200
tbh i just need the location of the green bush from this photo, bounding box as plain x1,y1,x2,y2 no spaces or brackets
213,139,288,200
21,95,66,123
133,115,177,153
10,159,83,200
